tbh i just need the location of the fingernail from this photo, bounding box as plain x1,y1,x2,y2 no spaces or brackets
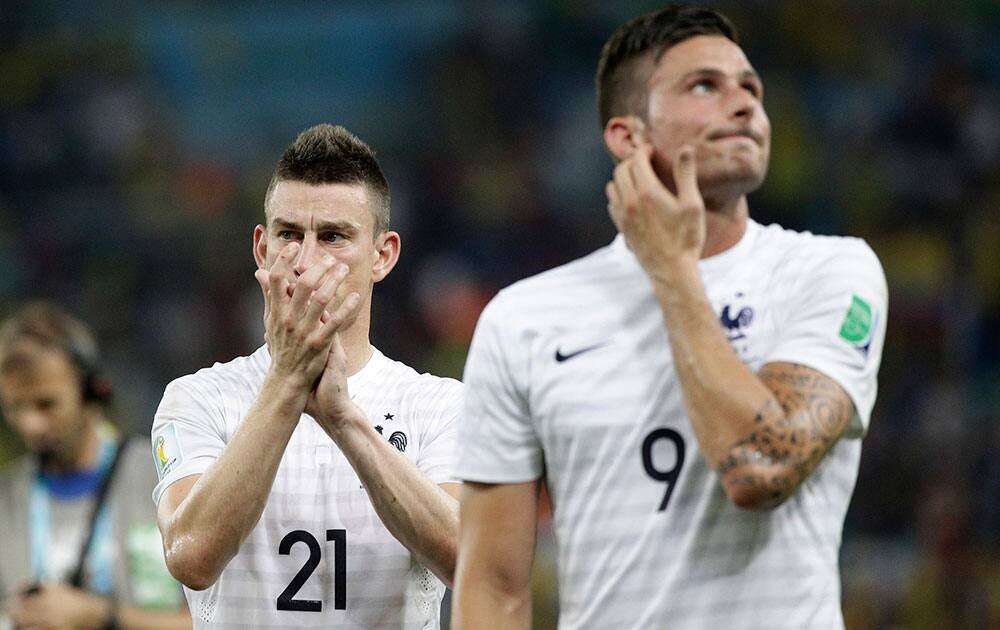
323,255,335,265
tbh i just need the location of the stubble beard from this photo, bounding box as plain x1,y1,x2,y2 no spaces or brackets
697,152,768,211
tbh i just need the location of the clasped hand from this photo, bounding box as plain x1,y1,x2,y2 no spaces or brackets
254,243,363,427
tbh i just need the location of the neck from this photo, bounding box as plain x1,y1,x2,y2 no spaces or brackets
42,417,102,474
701,195,749,258
342,333,374,378
341,292,379,376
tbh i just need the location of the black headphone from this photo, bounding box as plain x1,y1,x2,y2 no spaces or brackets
63,334,113,405
1,302,114,405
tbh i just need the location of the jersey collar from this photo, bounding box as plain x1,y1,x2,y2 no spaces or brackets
610,218,761,275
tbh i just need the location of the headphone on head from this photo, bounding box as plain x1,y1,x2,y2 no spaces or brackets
0,302,113,405
62,329,113,405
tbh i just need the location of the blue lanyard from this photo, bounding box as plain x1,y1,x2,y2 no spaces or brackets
29,436,116,593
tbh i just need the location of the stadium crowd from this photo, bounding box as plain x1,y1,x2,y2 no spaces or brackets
1,1,997,627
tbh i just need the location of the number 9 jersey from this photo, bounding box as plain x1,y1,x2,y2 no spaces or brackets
151,346,462,629
456,220,887,629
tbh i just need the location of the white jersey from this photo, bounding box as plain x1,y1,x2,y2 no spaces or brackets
151,346,461,629
456,220,887,629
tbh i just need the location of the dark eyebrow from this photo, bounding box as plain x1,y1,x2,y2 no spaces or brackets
271,218,304,232
270,217,359,233
679,67,761,84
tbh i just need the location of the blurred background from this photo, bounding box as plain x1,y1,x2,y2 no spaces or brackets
1,0,998,627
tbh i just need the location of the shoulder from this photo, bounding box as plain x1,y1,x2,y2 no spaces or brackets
0,455,34,491
376,352,463,404
755,221,881,265
161,347,268,404
481,240,624,333
754,222,885,285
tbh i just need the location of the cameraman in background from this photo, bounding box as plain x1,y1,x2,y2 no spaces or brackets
0,302,190,629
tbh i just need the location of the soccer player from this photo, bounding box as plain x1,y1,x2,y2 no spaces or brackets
151,124,461,628
0,302,189,630
452,5,887,629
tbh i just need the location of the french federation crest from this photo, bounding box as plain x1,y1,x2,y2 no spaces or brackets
388,431,408,453
719,292,755,342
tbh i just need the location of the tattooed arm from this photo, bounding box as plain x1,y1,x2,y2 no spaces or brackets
647,260,854,510
604,136,861,510
715,363,854,509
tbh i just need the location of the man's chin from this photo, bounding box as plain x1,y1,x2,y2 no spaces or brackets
35,448,56,466
700,165,768,200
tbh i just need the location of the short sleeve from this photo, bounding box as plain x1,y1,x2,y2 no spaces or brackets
150,376,227,506
410,377,463,485
455,296,543,483
764,239,888,436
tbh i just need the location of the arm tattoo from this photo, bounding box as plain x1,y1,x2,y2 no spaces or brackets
715,363,854,505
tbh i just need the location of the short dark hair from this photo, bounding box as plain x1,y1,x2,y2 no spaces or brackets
596,4,738,127
264,124,391,234
0,301,110,403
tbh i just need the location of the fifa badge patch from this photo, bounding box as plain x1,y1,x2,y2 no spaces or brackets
152,422,184,481
839,294,874,355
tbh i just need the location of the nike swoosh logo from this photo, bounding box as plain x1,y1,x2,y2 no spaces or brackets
555,343,608,362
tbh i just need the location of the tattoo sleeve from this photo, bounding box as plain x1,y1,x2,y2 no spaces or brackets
715,362,854,507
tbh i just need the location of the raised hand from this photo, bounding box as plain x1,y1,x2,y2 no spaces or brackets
305,329,360,433
253,243,360,397
606,139,706,278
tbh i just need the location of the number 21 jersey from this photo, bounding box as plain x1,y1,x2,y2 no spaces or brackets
152,346,461,629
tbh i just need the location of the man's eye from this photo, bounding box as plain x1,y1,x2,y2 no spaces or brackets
321,233,342,242
277,231,296,240
692,80,715,95
691,79,715,96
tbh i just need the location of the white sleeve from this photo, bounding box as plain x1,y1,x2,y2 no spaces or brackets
150,376,228,506
411,377,463,485
763,239,888,436
455,296,543,483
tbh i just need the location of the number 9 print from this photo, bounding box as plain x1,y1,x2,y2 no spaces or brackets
641,428,686,511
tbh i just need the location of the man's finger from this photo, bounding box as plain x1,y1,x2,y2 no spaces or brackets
289,255,335,318
673,145,700,204
268,243,299,305
606,181,624,230
613,159,639,214
305,263,349,328
605,181,621,210
317,291,363,338
629,143,674,204
630,116,648,147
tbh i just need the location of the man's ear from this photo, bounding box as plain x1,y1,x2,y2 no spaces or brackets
253,225,267,269
603,115,647,162
372,231,401,283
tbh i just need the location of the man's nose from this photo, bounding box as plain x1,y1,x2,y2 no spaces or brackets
293,235,319,276
728,86,758,121
17,408,50,442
